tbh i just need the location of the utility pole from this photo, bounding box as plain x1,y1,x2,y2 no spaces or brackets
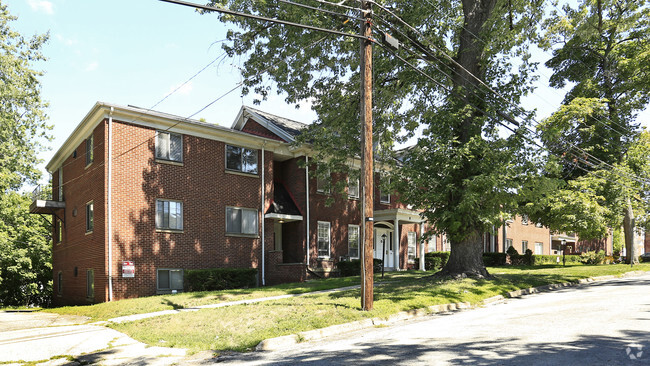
360,0,374,311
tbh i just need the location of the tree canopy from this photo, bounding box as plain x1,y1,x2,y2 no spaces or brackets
207,0,547,277
0,1,52,306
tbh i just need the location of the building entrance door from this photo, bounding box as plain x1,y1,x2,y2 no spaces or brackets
374,228,394,268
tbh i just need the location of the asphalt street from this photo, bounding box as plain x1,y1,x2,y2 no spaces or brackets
214,273,650,365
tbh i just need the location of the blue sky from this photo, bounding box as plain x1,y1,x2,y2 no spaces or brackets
8,0,649,184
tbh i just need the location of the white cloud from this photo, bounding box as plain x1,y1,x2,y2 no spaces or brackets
55,34,78,47
168,81,193,96
85,61,99,72
27,0,54,14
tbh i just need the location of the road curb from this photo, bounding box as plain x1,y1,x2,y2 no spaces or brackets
255,271,649,351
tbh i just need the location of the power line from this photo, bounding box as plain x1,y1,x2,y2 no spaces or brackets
158,0,369,41
368,5,650,187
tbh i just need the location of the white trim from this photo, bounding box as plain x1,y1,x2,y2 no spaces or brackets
264,213,303,222
261,145,265,286
232,106,296,143
107,107,113,302
317,221,331,258
305,156,310,266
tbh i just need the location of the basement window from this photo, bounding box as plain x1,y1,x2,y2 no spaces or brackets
157,269,183,294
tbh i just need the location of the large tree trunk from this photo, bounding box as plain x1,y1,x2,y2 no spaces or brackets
437,229,490,278
623,197,638,265
439,0,496,278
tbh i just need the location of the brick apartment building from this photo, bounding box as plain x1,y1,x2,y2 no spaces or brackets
31,102,438,305
482,215,613,256
30,102,618,306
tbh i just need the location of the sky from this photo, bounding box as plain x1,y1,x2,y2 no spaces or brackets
7,0,650,186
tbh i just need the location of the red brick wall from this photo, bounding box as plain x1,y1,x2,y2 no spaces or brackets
109,120,271,300
52,121,106,306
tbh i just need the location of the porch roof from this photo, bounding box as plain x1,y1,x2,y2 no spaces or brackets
374,208,424,224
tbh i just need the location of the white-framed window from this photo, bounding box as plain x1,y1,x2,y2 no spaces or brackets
226,207,258,235
522,240,528,253
226,145,257,174
348,171,359,199
155,131,183,162
156,199,183,231
348,225,360,258
535,242,543,255
57,271,63,295
86,201,94,233
505,238,513,252
86,269,94,299
317,221,330,258
521,215,529,225
407,232,417,263
428,236,437,252
379,175,390,204
86,134,94,166
316,168,330,194
58,167,63,201
56,219,63,244
157,268,183,293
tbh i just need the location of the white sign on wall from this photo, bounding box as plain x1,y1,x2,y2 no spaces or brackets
122,261,135,278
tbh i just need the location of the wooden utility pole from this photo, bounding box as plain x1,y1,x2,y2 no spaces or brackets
360,0,374,311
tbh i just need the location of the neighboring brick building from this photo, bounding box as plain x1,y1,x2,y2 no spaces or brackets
482,215,613,256
32,103,434,305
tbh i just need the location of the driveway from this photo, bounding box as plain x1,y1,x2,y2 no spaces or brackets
0,311,186,365
214,273,650,365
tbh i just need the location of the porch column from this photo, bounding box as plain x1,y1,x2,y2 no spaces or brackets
394,218,400,270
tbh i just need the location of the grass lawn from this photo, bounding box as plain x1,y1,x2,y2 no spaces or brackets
43,273,410,321
95,263,650,354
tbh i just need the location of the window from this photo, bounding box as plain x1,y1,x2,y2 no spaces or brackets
407,232,417,263
58,167,63,202
348,225,360,258
379,175,390,204
86,269,94,299
157,269,183,293
317,221,330,258
156,131,183,162
522,240,528,253
86,201,94,233
521,215,529,225
505,238,513,252
55,219,62,244
85,134,94,166
226,145,257,174
348,172,359,199
57,271,62,295
226,207,258,235
428,236,437,252
156,199,183,231
316,168,330,194
535,242,543,255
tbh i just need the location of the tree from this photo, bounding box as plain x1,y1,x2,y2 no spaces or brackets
0,191,52,307
206,0,545,277
0,1,52,306
539,0,650,263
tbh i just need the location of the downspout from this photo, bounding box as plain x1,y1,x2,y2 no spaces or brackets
419,222,425,270
107,107,114,302
305,156,310,269
261,144,266,286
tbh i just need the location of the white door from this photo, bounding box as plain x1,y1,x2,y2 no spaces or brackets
374,228,394,268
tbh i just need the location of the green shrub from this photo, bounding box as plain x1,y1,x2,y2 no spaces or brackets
185,268,258,292
483,252,507,266
337,259,383,277
506,246,519,256
640,255,650,263
415,252,451,271
531,254,582,265
580,250,606,265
